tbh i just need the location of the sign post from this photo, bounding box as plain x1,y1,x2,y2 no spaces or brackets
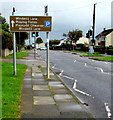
13,32,16,75
45,5,50,79
12,7,16,76
10,15,52,75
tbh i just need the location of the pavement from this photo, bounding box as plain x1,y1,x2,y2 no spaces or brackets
1,50,94,118
19,51,94,119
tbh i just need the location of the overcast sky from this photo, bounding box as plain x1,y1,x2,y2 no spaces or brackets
0,0,112,43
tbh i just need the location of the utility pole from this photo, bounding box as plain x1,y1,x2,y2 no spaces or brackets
45,5,50,78
12,7,16,75
92,3,96,46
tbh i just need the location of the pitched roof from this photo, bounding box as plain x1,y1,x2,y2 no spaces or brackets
95,29,113,38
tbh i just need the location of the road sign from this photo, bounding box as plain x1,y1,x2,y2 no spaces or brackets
10,16,52,32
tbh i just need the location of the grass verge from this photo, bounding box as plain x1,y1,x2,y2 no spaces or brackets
82,53,102,57
71,50,88,53
2,62,27,118
3,52,29,59
91,56,113,62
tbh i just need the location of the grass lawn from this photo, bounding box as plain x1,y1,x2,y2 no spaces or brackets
3,52,29,59
71,50,88,53
91,56,113,62
82,53,103,57
2,62,27,118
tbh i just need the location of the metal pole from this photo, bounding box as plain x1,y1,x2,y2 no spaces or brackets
13,32,16,75
45,5,50,78
34,32,36,58
46,32,50,78
12,7,16,76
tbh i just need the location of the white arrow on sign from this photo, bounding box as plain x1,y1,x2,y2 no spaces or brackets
11,20,15,27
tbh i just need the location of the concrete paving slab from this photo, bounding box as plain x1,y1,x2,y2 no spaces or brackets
33,96,55,105
21,95,32,104
49,73,55,76
21,103,33,113
33,90,51,96
23,80,31,85
32,73,43,77
33,105,60,116
24,78,31,81
22,87,32,94
32,80,48,85
60,111,93,118
23,84,32,89
49,81,62,86
33,85,49,90
54,94,74,102
49,83,65,89
57,102,85,112
52,89,69,94
21,113,35,118
24,75,31,78
32,78,45,82
26,68,31,72
47,78,59,81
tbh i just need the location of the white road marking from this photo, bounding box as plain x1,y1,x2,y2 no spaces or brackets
74,88,92,97
73,80,77,89
95,67,112,75
52,64,62,71
104,103,112,118
74,60,76,62
95,67,104,73
73,80,92,97
59,70,64,76
61,74,74,80
84,63,87,67
52,64,56,69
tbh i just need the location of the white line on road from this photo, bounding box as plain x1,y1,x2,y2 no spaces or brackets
74,60,77,62
74,88,92,97
52,64,56,69
60,74,74,80
73,80,92,97
73,80,77,89
104,103,112,118
59,70,64,76
95,67,104,73
95,67,112,75
53,64,93,97
84,63,87,67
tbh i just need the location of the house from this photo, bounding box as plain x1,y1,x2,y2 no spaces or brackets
56,38,68,46
38,43,46,48
32,42,45,49
76,37,89,45
95,29,113,47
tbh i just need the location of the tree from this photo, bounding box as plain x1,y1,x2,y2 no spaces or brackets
16,32,28,45
68,29,83,43
49,39,60,46
15,32,28,51
36,37,43,44
1,16,13,49
63,29,83,44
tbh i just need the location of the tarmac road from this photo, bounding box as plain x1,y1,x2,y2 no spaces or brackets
38,50,112,118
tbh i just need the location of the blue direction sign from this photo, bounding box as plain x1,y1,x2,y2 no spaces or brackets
44,21,51,27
